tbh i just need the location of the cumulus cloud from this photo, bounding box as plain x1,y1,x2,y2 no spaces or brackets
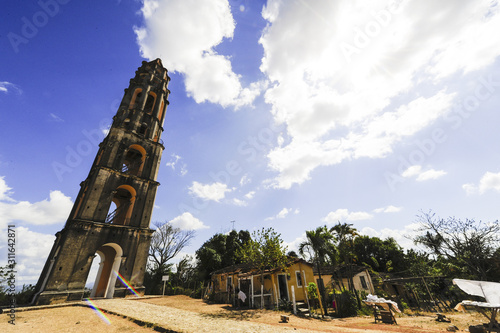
134,0,261,108
232,198,247,206
360,223,421,250
0,177,73,229
265,207,299,221
244,191,255,199
373,205,402,213
463,171,500,195
16,227,55,282
322,208,373,223
402,165,447,181
188,181,232,202
260,0,500,189
170,212,209,230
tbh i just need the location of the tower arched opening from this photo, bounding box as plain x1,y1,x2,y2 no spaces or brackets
105,185,136,225
122,145,146,176
89,243,123,298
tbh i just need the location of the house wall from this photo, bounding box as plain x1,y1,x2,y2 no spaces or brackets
210,261,315,307
315,269,375,295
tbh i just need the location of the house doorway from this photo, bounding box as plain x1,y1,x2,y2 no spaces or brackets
278,274,289,301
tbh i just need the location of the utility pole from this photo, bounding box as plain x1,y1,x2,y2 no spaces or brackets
230,220,235,230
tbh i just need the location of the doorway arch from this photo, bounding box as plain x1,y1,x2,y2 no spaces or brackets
90,243,123,298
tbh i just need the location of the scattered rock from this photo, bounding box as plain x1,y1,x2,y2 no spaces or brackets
447,325,459,332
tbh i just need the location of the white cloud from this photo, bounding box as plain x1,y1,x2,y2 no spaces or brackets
283,233,307,254
188,181,232,202
322,208,373,223
0,176,14,202
260,0,500,189
0,81,22,94
463,171,500,195
373,205,402,213
134,0,261,108
239,174,251,186
170,212,209,230
49,113,64,122
360,223,421,250
402,165,447,181
232,198,247,206
265,207,299,221
244,191,255,200
416,169,447,181
166,154,188,176
0,227,55,285
0,177,73,229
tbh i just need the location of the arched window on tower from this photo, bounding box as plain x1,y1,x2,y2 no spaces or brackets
121,145,146,176
145,92,156,114
129,89,143,109
157,100,165,123
105,185,136,225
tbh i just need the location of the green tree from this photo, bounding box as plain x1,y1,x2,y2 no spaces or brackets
330,222,360,306
299,225,336,316
353,236,405,273
195,230,251,281
413,211,500,281
237,227,288,309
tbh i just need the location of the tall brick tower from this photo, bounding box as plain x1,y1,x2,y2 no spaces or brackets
32,59,170,305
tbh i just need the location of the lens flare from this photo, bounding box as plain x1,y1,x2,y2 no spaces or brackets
85,298,111,325
115,271,140,297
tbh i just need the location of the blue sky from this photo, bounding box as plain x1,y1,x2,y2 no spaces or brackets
1,0,500,287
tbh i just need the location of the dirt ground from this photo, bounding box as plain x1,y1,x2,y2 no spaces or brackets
140,295,487,332
0,295,489,332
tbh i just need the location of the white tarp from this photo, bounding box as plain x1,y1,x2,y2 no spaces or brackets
364,294,401,313
453,278,500,306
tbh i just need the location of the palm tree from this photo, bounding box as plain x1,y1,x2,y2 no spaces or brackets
299,226,336,316
330,222,360,306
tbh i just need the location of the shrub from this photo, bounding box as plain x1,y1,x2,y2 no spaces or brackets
336,290,358,318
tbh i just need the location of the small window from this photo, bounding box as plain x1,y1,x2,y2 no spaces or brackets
138,123,147,136
360,275,368,289
296,271,303,287
145,93,155,114
227,276,232,292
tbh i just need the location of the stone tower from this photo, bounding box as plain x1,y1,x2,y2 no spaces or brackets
32,59,170,305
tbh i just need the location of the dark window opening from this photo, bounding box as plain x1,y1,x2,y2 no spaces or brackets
145,94,155,114
296,271,303,287
138,123,147,136
360,275,368,289
122,148,143,176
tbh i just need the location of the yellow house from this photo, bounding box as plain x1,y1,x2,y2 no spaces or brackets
210,258,315,309
314,265,375,295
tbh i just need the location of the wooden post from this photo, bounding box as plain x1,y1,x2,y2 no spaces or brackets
250,275,254,308
261,284,264,309
274,282,279,308
303,271,310,312
316,283,325,316
271,274,278,308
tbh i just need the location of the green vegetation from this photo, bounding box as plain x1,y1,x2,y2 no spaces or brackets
60,210,500,317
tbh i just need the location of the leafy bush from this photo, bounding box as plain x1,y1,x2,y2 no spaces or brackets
336,290,358,318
